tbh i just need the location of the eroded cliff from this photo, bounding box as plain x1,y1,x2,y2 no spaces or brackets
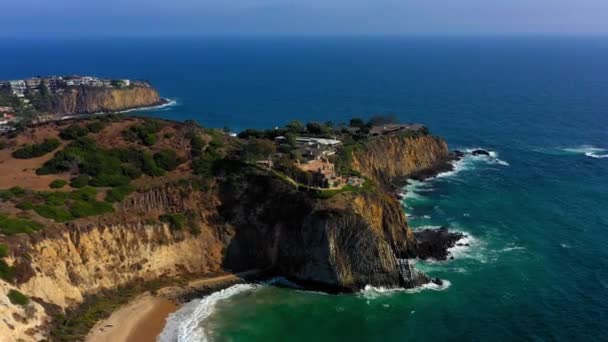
0,119,451,341
55,86,163,114
351,134,450,185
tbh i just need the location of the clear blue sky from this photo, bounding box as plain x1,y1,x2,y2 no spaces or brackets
2,0,607,37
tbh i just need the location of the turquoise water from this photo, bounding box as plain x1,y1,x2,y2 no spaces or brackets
2,37,607,340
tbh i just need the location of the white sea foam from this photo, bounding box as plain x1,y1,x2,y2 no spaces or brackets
359,280,451,300
158,283,257,342
499,246,526,253
435,147,509,179
562,145,608,159
120,98,179,113
447,234,478,259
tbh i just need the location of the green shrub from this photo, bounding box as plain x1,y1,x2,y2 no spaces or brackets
0,141,6,150
69,187,98,202
141,152,165,177
34,205,73,222
0,244,8,258
0,214,43,235
70,175,90,188
12,138,60,159
69,200,113,218
123,121,164,146
29,187,115,222
159,213,186,231
60,124,89,140
38,139,163,189
86,121,105,133
105,186,134,203
16,201,34,210
0,187,26,201
41,191,69,206
7,289,29,306
89,173,130,187
121,164,142,179
50,179,68,189
154,149,180,171
9,187,25,197
0,260,15,282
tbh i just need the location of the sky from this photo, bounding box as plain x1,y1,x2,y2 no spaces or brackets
1,0,608,37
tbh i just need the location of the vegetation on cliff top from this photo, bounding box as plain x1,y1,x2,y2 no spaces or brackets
12,138,60,159
0,214,43,235
0,114,428,230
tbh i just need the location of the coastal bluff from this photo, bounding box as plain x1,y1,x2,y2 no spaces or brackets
0,117,451,341
55,85,164,115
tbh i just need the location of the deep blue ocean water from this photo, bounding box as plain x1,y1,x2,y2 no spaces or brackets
2,37,607,340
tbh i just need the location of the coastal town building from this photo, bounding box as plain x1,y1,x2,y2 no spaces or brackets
9,80,26,97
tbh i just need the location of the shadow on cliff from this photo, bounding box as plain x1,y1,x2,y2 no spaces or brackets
213,160,412,292
214,160,342,288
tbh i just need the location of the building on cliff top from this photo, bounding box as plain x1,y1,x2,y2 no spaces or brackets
369,123,426,136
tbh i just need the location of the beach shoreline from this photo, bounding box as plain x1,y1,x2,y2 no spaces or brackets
86,293,177,342
85,271,262,342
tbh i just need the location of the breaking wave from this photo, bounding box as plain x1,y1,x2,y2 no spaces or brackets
158,283,257,342
359,280,452,300
436,148,509,178
562,145,608,159
121,98,179,113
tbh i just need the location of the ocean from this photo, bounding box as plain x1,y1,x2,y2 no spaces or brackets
2,36,607,341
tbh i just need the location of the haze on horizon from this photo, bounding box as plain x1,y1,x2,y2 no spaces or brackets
1,0,607,37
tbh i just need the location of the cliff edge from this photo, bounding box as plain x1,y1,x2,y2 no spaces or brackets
55,85,164,115
0,117,451,340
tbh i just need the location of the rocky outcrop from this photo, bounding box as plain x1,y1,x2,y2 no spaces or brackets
217,167,422,292
351,134,450,185
414,227,465,261
54,86,163,114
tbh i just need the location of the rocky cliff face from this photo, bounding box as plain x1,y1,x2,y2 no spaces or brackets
0,130,451,341
351,134,450,185
217,168,422,292
54,86,163,114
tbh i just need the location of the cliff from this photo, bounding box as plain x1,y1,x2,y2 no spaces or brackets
351,134,450,185
54,86,163,114
0,119,450,341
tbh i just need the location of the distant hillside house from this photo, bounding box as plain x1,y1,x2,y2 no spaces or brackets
295,136,342,160
9,80,26,97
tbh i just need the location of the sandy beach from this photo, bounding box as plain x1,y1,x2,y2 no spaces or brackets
86,293,177,342
85,271,261,342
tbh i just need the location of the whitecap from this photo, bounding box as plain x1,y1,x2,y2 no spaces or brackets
158,283,257,342
560,243,571,249
499,246,526,253
561,145,608,159
120,98,179,113
359,280,451,300
435,147,509,179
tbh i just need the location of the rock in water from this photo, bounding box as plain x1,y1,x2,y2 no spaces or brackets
471,149,490,156
432,277,443,286
413,227,465,260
